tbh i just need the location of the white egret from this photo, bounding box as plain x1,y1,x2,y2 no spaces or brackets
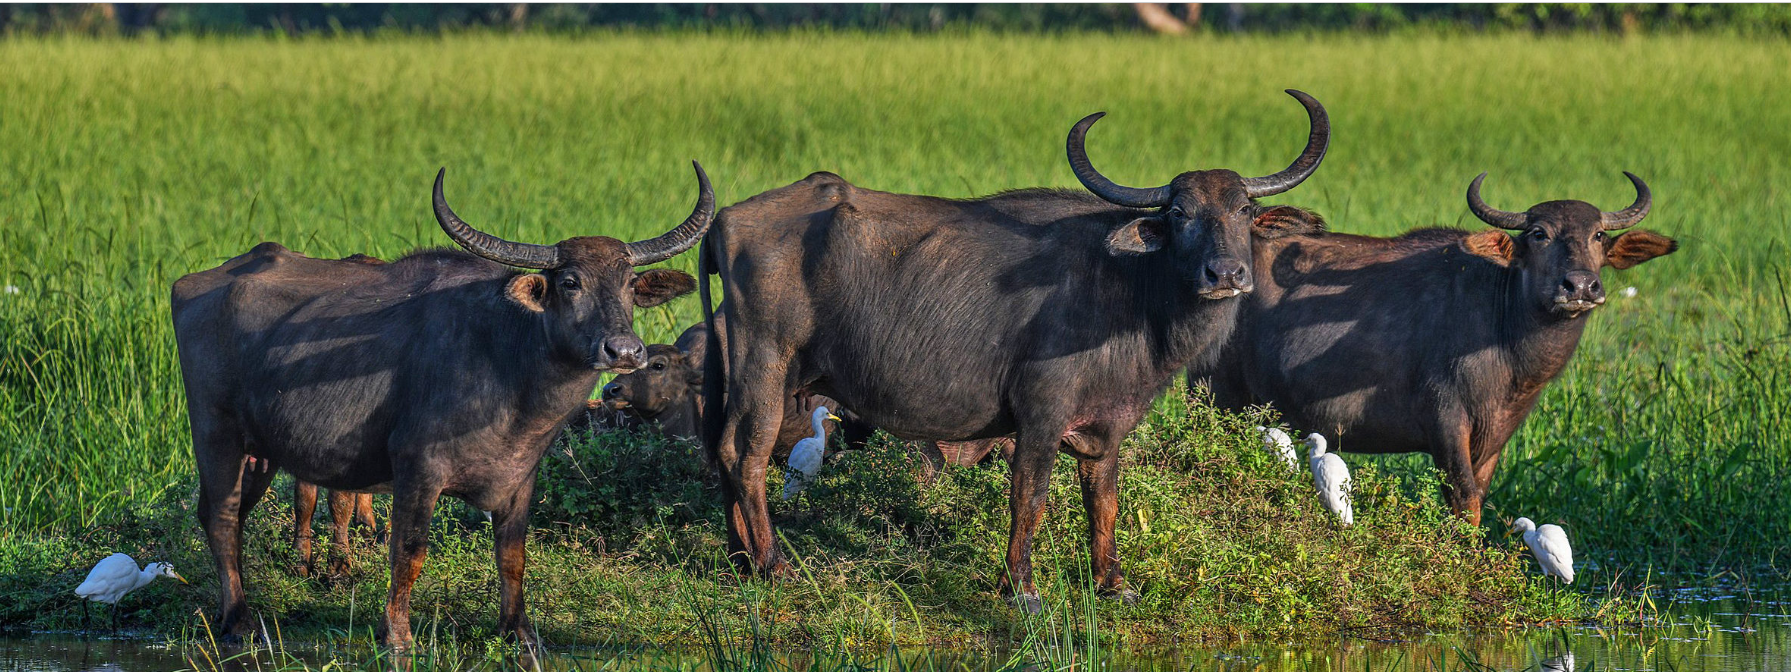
1305,433,1352,526
783,406,843,500
1512,517,1575,583
1257,426,1299,472
74,553,186,630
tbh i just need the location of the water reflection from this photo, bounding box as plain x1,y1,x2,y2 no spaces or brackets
4,592,1788,672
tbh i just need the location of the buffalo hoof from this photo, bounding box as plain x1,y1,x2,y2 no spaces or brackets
507,626,545,662
1099,588,1141,606
291,561,312,579
327,556,353,580
1009,592,1043,615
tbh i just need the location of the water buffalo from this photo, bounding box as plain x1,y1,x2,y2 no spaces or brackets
171,163,714,650
1192,172,1677,524
599,319,1010,471
291,482,378,578
701,91,1330,610
595,321,715,440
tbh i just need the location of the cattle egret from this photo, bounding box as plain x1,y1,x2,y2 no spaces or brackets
1512,517,1575,583
1305,433,1352,526
1541,652,1576,672
74,553,186,630
1257,426,1299,472
1620,286,1637,299
783,406,843,500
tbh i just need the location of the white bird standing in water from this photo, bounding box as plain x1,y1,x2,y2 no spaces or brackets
74,553,186,630
1512,517,1575,583
783,405,843,500
1305,433,1353,526
1257,426,1299,472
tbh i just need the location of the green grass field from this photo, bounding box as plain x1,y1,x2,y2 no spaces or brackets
1,32,1787,645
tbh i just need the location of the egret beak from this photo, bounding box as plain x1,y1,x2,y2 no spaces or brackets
827,414,843,423
172,572,189,585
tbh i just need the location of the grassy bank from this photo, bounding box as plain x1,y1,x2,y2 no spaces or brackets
1,31,1788,638
0,395,1580,644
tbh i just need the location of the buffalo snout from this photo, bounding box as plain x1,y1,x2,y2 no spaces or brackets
601,381,625,403
1200,257,1252,298
593,334,647,372
1554,270,1604,313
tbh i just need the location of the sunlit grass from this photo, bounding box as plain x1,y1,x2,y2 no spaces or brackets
1,30,1787,633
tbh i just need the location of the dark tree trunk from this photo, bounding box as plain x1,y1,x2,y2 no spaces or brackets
114,4,161,35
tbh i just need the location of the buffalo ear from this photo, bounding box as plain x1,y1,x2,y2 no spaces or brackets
506,274,549,312
1462,229,1515,265
1252,206,1326,240
632,268,696,308
1606,229,1679,270
1106,217,1167,256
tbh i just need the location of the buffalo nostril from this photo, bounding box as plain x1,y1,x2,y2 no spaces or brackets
1205,258,1247,287
602,383,621,399
602,335,646,364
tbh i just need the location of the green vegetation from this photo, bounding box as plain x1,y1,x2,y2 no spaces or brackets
1,32,1787,644
1,397,1576,645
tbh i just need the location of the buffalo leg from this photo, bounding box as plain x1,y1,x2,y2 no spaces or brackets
714,360,790,577
354,493,381,543
381,482,442,653
293,481,319,577
192,413,255,637
326,489,357,578
1077,449,1131,600
1434,417,1485,526
491,482,542,651
1001,431,1059,613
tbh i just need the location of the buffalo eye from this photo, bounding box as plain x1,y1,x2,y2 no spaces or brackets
1593,231,1607,243
559,275,581,290
1528,229,1549,242
1167,206,1185,219
651,361,666,371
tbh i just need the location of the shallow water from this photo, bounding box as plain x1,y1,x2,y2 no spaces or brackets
5,589,1788,672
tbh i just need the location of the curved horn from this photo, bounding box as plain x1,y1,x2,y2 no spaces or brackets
1241,89,1331,198
1066,112,1172,208
1466,172,1528,230
626,161,716,266
433,169,561,269
1600,171,1652,231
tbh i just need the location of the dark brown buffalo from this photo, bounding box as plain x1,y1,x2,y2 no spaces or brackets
1193,172,1677,524
171,163,714,650
292,482,378,577
701,91,1330,610
599,319,1010,471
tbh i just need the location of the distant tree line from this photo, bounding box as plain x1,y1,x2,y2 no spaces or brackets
3,3,1790,36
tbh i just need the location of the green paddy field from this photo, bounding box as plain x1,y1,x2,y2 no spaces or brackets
1,32,1787,651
